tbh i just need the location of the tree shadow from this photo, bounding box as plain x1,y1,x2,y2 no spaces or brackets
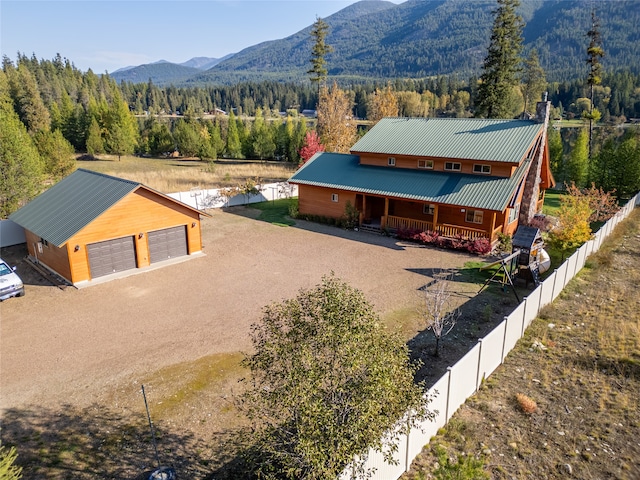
407,264,530,388
1,403,214,479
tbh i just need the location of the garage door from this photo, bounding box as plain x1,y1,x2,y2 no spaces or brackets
148,226,187,264
87,236,136,278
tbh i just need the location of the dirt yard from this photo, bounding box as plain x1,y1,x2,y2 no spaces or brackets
0,207,522,479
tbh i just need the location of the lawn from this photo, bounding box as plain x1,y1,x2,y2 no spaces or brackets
249,198,297,226
403,208,640,480
542,189,564,216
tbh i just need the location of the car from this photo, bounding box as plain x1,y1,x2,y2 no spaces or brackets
0,258,25,301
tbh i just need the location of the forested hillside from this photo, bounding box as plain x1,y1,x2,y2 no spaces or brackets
128,0,640,86
100,0,640,87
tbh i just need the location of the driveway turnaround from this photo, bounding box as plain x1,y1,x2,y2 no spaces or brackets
1,208,472,411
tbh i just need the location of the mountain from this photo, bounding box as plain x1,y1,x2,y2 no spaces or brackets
109,61,201,84
111,0,640,86
180,55,235,70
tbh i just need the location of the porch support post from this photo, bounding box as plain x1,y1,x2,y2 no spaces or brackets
362,195,367,225
382,198,389,229
490,211,497,241
433,205,439,232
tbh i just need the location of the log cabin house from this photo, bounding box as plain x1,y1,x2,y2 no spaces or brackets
289,101,554,246
9,169,209,286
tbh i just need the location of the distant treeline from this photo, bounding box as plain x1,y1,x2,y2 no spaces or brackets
3,52,640,164
121,72,640,123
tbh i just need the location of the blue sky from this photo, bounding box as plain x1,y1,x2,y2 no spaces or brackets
1,0,401,74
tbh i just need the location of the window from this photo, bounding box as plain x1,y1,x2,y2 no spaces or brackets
423,204,435,215
388,157,396,166
473,164,491,174
418,159,434,169
40,238,49,247
331,193,339,202
508,204,520,223
445,162,461,171
465,210,484,224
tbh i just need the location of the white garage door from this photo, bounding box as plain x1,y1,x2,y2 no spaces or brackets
148,226,188,264
87,236,136,278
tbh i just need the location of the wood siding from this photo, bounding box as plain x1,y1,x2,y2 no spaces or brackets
25,230,73,282
28,187,203,284
298,185,357,219
355,153,516,178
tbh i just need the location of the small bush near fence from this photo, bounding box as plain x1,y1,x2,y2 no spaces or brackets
396,227,492,255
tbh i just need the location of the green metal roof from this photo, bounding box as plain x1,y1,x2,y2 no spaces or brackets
350,117,543,163
10,169,141,247
289,153,530,212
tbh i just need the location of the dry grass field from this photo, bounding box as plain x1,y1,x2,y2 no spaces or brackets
76,155,297,192
403,208,640,480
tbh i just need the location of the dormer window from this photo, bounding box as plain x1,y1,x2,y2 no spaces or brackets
388,157,396,166
418,159,434,169
445,162,461,171
473,164,492,174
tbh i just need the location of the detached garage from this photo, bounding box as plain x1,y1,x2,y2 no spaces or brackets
9,169,209,286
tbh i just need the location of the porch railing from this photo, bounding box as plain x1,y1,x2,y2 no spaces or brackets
386,216,433,232
386,216,489,239
439,223,487,239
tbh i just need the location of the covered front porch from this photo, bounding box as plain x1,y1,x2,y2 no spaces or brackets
355,194,505,243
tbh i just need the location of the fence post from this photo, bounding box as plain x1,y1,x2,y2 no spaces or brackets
476,338,483,391
404,419,410,472
500,316,509,363
445,366,453,421
521,296,528,337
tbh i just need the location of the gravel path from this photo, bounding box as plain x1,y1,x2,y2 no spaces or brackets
1,208,472,412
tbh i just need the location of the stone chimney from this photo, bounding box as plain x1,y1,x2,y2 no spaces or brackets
519,96,551,225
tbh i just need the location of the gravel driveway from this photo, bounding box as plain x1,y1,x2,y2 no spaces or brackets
1,208,473,412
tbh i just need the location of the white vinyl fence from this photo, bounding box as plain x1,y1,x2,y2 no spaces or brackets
1,183,297,248
167,182,298,210
0,219,26,247
341,191,640,480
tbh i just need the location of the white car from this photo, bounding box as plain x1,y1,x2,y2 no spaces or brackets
0,258,25,301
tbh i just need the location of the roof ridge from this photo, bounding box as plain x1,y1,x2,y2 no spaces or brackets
383,117,533,123
76,168,141,186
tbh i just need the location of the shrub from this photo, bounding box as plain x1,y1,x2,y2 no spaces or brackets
395,227,491,255
468,237,492,255
288,200,299,219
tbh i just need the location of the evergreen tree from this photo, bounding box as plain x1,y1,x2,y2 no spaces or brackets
476,0,524,118
207,120,225,159
585,9,605,158
290,116,307,164
567,128,589,187
225,110,242,158
592,127,640,199
85,117,104,156
173,119,201,158
250,108,276,160
547,125,563,180
307,17,333,92
33,129,76,180
521,49,547,116
0,71,45,217
7,63,51,133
